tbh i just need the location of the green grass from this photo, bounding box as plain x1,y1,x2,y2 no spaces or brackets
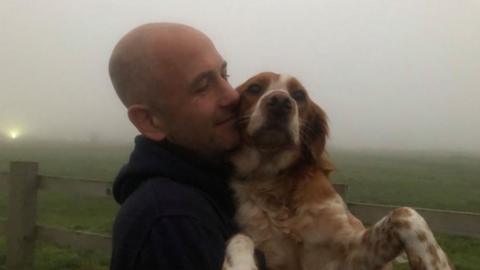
0,191,118,235
0,236,109,270
330,149,480,212
1,140,479,269
38,191,118,234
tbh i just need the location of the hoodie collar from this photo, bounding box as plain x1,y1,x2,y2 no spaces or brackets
113,136,235,217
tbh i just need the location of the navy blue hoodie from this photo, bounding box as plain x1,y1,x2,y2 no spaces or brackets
110,136,240,270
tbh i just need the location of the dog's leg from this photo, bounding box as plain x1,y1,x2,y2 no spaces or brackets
223,234,258,270
345,207,453,270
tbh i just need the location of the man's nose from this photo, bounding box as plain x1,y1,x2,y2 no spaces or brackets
218,80,239,108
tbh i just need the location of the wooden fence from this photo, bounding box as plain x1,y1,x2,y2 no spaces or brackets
0,162,113,270
0,161,480,270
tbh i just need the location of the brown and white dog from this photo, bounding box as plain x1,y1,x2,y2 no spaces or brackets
223,72,453,270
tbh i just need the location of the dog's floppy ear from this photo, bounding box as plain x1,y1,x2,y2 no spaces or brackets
235,79,250,95
301,103,329,164
301,104,334,175
319,154,335,177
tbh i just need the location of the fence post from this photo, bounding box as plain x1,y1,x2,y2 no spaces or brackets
6,161,39,270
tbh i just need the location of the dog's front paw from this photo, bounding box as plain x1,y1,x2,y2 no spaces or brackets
223,234,258,270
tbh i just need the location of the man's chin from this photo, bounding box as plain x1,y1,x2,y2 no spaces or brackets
216,129,240,152
222,133,240,151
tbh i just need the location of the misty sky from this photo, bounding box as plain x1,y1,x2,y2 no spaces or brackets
1,0,479,153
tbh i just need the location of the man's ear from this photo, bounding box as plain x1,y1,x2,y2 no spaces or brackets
127,104,167,141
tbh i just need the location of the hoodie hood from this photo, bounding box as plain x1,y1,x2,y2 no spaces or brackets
113,136,235,216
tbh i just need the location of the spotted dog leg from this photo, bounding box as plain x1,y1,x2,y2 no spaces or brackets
345,207,453,270
223,234,258,270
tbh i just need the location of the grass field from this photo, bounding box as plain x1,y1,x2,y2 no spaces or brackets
330,149,480,212
0,140,479,269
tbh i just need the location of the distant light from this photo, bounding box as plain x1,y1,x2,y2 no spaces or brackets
9,130,19,139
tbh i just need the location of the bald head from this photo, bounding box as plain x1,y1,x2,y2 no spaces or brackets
109,23,216,108
109,23,238,155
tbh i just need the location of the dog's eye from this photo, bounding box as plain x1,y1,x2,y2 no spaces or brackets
291,90,306,101
246,84,262,95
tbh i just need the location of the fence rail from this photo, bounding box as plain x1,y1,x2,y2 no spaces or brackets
38,174,113,197
36,225,112,253
349,202,480,238
1,161,480,270
0,172,112,197
0,217,112,253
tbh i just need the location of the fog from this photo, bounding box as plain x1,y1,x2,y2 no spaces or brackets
1,0,479,154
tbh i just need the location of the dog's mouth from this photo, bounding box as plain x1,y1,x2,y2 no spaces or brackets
251,124,294,150
240,91,300,150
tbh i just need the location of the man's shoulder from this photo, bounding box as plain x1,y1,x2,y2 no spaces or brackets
110,177,232,270
117,177,222,225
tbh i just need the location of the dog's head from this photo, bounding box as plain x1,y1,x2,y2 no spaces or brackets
232,72,332,176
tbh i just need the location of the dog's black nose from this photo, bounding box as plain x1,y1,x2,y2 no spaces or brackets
267,94,292,115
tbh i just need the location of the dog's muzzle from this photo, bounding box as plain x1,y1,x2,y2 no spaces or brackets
262,92,295,128
266,93,292,118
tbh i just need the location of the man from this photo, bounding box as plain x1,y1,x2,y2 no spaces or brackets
108,23,251,270
109,22,364,270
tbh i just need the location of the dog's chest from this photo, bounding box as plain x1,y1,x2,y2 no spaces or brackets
242,194,299,239
235,188,303,270
232,179,299,238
